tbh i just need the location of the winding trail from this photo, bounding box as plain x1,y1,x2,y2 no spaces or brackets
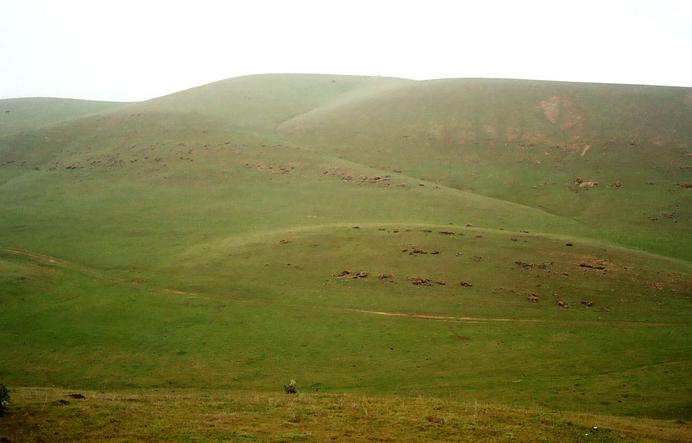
345,308,678,327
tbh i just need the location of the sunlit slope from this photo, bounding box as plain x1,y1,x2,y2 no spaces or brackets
0,97,126,137
278,79,692,259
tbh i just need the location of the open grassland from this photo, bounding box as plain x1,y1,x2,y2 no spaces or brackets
0,75,690,439
2,387,691,442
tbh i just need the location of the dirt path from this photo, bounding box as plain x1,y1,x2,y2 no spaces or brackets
2,246,71,267
346,308,677,327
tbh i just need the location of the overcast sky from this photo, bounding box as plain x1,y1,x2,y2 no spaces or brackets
1,0,691,101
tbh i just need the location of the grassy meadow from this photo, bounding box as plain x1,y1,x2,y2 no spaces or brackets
0,74,690,441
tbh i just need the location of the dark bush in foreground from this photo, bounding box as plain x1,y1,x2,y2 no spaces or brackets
283,380,297,394
0,385,9,416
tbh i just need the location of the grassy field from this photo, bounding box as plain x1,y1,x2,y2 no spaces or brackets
3,387,691,442
0,74,690,440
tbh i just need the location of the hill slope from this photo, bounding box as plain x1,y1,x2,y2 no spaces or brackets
0,75,690,434
0,97,127,137
278,79,692,259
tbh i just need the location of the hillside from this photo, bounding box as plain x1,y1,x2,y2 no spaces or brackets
0,74,690,440
278,79,692,259
0,97,126,137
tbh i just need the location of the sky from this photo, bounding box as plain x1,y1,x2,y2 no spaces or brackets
1,0,691,101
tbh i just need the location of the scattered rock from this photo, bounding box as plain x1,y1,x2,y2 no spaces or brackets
580,263,606,270
426,415,445,424
527,294,540,303
279,239,290,244
407,246,440,256
557,299,568,308
565,242,574,247
611,180,622,188
574,178,598,189
515,261,534,270
55,399,69,405
410,277,431,285
378,273,393,280
334,270,369,279
580,300,594,307
439,231,455,235
68,393,86,399
409,277,446,286
459,281,473,288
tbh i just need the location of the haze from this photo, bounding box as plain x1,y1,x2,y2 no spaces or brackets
1,0,691,101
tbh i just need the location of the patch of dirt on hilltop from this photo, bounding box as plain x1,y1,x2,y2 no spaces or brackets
684,91,692,106
540,96,561,123
539,95,587,141
650,135,665,146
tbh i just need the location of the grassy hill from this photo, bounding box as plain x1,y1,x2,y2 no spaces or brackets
0,97,126,137
0,74,690,440
278,79,692,259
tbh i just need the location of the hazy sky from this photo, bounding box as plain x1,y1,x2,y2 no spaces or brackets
1,0,691,101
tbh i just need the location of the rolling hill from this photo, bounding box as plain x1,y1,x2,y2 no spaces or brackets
0,74,690,441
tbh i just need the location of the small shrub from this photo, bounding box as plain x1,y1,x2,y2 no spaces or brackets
0,384,9,416
283,379,298,394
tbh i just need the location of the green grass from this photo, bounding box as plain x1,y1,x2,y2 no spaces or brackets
0,74,690,439
5,387,689,442
0,97,126,137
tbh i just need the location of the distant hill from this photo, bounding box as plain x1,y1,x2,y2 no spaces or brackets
0,97,127,137
2,75,688,259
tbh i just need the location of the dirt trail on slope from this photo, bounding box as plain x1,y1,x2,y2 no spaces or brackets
2,247,72,267
346,308,677,327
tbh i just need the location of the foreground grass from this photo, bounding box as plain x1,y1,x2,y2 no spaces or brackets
2,387,690,442
1,228,690,419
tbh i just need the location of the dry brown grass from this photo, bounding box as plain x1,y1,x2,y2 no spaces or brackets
1,387,690,442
